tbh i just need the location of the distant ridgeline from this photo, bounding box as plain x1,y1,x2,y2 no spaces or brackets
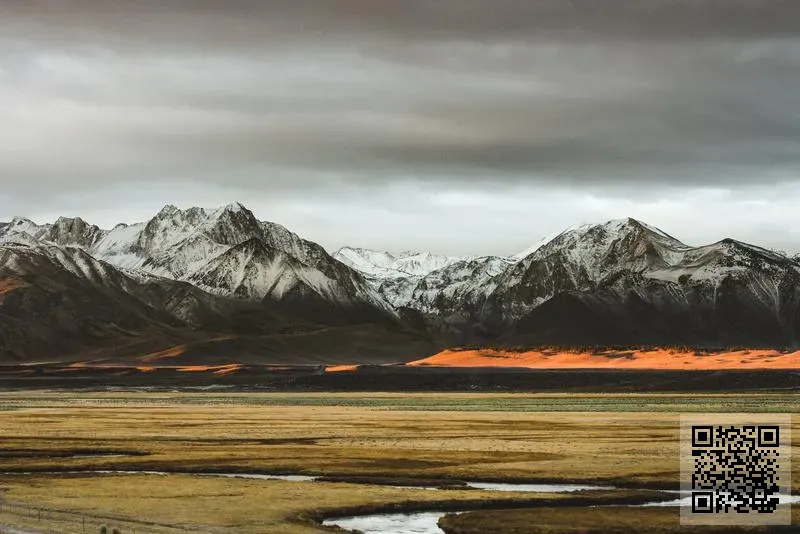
2,205,800,364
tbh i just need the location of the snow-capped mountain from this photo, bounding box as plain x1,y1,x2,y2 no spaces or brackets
0,204,442,362
0,217,49,245
492,218,693,320
491,219,800,346
333,247,470,281
333,246,514,338
0,216,106,249
1,203,392,315
0,239,432,363
0,241,192,361
376,256,511,311
4,208,800,357
336,217,800,347
340,218,699,321
490,218,800,319
333,247,401,279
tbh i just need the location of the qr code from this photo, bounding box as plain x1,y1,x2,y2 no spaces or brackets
681,415,791,526
691,425,780,513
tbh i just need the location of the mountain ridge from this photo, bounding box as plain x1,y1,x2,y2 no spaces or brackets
2,206,800,362
0,204,431,363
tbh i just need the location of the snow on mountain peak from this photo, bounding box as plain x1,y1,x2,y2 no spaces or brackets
511,218,677,262
220,201,246,213
9,216,37,230
536,218,687,255
335,247,397,266
398,250,425,258
155,204,180,218
6,207,798,339
72,202,393,313
333,247,410,281
392,251,468,277
333,246,473,281
1,217,48,246
502,217,695,295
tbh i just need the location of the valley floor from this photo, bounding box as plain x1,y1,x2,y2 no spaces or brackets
0,392,798,533
5,365,800,392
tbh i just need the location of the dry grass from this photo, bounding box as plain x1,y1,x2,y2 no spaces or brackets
0,473,516,533
439,506,800,533
0,392,797,533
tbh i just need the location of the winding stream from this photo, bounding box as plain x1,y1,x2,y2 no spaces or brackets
323,493,800,534
324,512,457,534
2,470,797,534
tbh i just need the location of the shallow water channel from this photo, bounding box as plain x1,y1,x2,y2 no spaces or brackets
3,470,796,534
322,490,800,534
321,482,613,534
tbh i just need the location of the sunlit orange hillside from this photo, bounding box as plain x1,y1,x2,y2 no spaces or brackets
325,364,361,373
407,348,800,370
0,277,28,300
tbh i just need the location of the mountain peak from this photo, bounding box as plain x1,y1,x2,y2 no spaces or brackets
556,217,686,248
622,216,646,226
46,216,104,248
513,217,684,262
510,216,692,284
209,202,257,222
156,204,180,218
612,217,679,241
591,217,651,233
221,201,247,213
55,215,85,223
4,217,43,242
210,201,259,225
53,216,89,229
10,216,36,226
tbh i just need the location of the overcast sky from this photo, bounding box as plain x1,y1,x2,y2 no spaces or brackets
2,1,800,256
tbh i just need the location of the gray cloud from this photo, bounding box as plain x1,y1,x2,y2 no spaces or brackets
4,1,800,46
0,1,799,253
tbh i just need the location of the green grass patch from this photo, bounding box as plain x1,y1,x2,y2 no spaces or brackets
8,393,797,413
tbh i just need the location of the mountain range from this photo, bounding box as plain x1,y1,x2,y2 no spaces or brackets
2,203,800,364
337,218,800,348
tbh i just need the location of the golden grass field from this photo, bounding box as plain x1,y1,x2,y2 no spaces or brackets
0,392,797,533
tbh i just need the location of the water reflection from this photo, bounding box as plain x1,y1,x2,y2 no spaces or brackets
323,511,452,534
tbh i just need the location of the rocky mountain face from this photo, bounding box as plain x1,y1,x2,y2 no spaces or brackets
3,203,391,315
3,207,800,363
0,204,431,363
0,242,192,362
490,222,800,347
348,218,800,348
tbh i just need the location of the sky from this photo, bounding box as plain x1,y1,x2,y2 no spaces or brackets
1,1,800,256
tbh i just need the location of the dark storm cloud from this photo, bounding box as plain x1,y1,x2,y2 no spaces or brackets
3,0,800,45
3,37,799,191
1,0,800,254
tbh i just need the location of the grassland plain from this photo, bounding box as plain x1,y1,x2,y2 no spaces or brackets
438,506,800,533
0,392,797,533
